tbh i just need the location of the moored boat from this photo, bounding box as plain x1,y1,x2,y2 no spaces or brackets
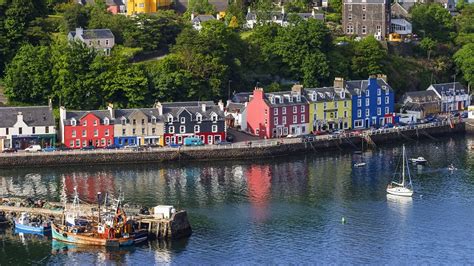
14,212,51,234
353,162,366,167
387,145,414,197
409,157,427,164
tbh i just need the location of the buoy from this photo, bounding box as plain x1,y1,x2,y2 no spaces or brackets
341,217,346,224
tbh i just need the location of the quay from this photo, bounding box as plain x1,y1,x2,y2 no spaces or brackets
0,202,192,240
0,121,466,168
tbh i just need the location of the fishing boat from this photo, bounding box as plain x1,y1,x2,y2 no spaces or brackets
353,162,366,167
409,157,427,165
387,145,414,197
14,212,51,234
52,192,148,247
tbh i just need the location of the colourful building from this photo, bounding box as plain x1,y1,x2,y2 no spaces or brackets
305,78,352,132
127,0,172,16
246,85,309,139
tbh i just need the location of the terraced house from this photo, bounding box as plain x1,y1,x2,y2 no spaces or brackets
246,86,309,139
305,78,352,132
160,101,226,145
113,106,164,147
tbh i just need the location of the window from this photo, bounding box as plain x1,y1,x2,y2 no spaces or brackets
83,140,87,147
348,4,352,11
385,107,389,114
32,127,35,134
212,125,218,133
354,120,363,127
301,115,305,123
365,98,369,106
357,99,361,107
274,117,278,125
358,109,362,118
344,111,347,118
301,105,305,112
71,119,76,126
385,96,389,104
138,3,144,7
165,137,170,144
70,140,74,147
256,129,260,135
284,127,288,135
293,115,297,123
180,126,185,133
141,119,145,125
208,135,213,144
377,108,381,116
82,130,86,137
264,118,268,125
335,102,338,108
362,26,366,34
142,128,145,134
348,14,352,21
274,108,278,115
107,139,111,145
132,119,136,125
196,114,202,122
194,125,200,133
71,130,76,137
366,109,370,116
181,117,185,123
377,97,381,105
101,139,105,146
377,89,381,96
265,109,268,115
212,114,218,122
282,116,286,125
366,90,369,97
282,107,287,114
324,102,327,109
151,117,156,124
122,129,126,135
362,5,366,10
105,129,109,136
106,40,109,45
334,112,338,119
132,128,136,135
121,118,126,125
94,129,98,137
93,120,97,126
293,106,297,113
83,120,87,126
362,14,366,21
168,116,173,123
76,140,80,147
97,40,100,45
344,101,348,108
104,118,109,125
152,128,156,134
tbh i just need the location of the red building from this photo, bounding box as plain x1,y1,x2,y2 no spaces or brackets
60,108,114,149
246,86,310,139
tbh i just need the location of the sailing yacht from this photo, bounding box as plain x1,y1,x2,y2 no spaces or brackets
387,145,414,197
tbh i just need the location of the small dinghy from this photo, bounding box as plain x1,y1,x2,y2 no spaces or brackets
409,157,427,165
14,212,51,234
353,162,366,167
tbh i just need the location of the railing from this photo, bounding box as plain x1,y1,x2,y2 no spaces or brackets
0,120,461,157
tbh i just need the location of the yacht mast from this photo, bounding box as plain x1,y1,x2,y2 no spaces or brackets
401,145,405,186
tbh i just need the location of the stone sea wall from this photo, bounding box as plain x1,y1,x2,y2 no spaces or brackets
0,123,465,168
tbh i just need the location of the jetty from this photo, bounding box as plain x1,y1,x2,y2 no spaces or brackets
0,202,192,240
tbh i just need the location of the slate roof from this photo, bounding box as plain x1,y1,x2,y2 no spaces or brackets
344,78,393,96
78,0,124,6
402,90,439,103
226,102,246,113
246,11,324,21
304,87,351,102
114,108,164,122
403,102,424,111
232,92,252,103
192,15,216,23
429,82,466,96
161,102,224,119
64,110,113,125
0,106,55,128
344,0,386,4
264,91,309,107
69,29,114,40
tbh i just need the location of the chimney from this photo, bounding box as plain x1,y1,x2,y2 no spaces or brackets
191,13,195,21
17,112,24,124
312,8,315,17
218,100,224,111
216,13,220,20
333,77,345,89
281,6,285,15
201,103,207,112
76,27,83,37
291,84,303,94
368,75,378,86
377,74,387,82
253,87,264,100
248,6,251,13
107,103,114,119
48,98,53,110
154,101,163,115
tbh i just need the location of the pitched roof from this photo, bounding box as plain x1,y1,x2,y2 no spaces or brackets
192,15,216,23
64,110,112,125
264,91,309,106
0,106,55,128
304,87,351,102
226,102,246,113
69,29,114,40
402,90,438,101
344,0,387,3
429,82,466,95
344,78,393,96
161,102,224,119
232,92,252,103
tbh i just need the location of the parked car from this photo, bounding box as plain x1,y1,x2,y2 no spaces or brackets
216,140,232,145
80,145,96,151
56,146,72,151
300,134,315,142
226,135,234,142
25,145,42,152
383,123,394,129
184,137,204,146
105,144,120,149
168,143,182,148
123,145,144,151
313,130,328,136
2,148,17,153
41,146,57,152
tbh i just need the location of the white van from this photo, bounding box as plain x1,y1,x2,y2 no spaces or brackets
25,145,42,152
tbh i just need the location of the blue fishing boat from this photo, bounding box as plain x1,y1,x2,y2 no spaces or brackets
14,212,51,234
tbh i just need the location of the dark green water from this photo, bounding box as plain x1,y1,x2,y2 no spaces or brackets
1,136,474,264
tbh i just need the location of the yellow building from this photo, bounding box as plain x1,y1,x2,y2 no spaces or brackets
305,86,352,132
127,0,172,16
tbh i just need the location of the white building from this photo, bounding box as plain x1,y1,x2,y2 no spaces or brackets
191,14,217,31
0,105,56,150
390,18,412,35
245,7,324,29
427,82,470,112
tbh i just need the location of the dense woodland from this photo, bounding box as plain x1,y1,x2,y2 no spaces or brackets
0,0,473,110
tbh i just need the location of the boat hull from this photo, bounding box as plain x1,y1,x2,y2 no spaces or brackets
52,224,135,247
386,187,413,197
14,221,51,234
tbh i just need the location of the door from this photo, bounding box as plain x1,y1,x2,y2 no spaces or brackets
208,135,213,144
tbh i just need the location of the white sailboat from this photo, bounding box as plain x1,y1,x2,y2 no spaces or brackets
387,145,414,197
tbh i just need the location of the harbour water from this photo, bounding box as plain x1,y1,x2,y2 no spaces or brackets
1,136,474,264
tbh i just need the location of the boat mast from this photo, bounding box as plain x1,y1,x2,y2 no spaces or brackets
401,145,406,187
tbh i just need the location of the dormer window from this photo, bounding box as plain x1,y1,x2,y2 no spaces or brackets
71,119,77,126
312,93,316,101
181,117,185,123
270,97,275,104
121,118,126,125
151,116,156,124
288,96,293,103
168,115,173,123
104,118,109,125
211,114,218,122
296,95,301,102
196,113,202,122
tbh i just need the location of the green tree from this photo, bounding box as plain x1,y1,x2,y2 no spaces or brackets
454,43,474,86
455,3,474,45
4,44,52,104
351,36,387,78
62,3,89,31
328,0,342,13
411,3,454,42
185,0,215,16
419,37,437,59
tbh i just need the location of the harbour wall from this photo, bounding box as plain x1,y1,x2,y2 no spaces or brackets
0,122,465,168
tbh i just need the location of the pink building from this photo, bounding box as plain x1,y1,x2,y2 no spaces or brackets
246,85,309,139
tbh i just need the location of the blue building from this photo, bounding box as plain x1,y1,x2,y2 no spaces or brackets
345,76,395,129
